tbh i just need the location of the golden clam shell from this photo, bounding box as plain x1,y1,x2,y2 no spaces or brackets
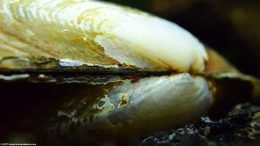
0,0,259,144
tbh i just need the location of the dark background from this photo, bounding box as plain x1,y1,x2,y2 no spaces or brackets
104,0,260,78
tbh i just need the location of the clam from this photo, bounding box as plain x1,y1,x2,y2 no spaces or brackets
0,0,259,144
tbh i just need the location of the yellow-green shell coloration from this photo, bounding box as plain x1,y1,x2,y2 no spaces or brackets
0,0,259,144
0,0,207,72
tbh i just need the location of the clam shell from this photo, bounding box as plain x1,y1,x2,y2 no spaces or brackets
0,0,259,144
0,0,207,72
0,0,210,141
49,73,212,138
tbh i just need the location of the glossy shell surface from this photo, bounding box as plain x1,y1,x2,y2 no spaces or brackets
0,0,207,72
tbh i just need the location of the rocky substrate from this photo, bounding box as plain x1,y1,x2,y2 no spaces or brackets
141,103,260,146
